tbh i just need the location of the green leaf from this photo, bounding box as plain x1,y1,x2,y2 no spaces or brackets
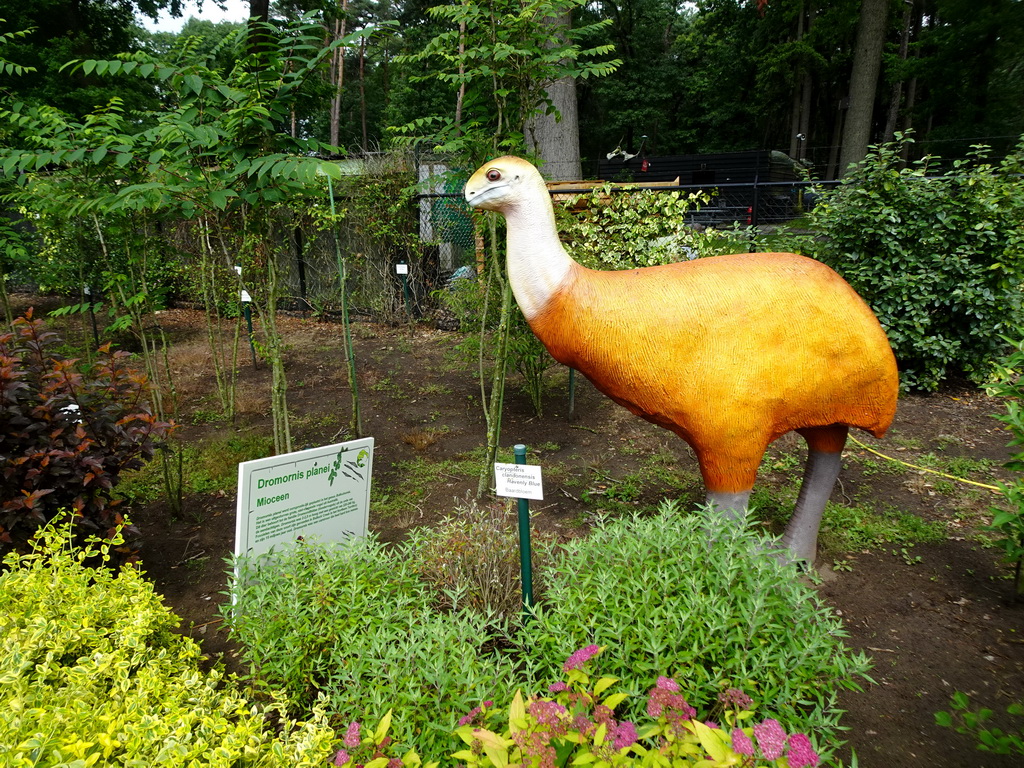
91,147,108,164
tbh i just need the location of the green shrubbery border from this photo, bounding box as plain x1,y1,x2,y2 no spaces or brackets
226,501,870,764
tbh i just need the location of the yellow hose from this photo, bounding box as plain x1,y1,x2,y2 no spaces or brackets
847,435,1002,493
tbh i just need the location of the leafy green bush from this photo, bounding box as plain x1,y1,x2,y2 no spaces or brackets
936,692,1024,756
0,311,174,543
517,502,871,759
983,330,1024,599
229,502,866,763
0,514,337,767
798,136,1024,391
225,535,524,759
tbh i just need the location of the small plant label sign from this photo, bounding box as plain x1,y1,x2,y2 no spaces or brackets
494,462,544,500
235,437,374,560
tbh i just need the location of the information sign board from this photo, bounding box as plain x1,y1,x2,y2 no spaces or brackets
235,437,373,560
494,462,544,500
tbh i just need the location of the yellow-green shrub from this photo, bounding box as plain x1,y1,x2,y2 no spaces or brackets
0,515,337,767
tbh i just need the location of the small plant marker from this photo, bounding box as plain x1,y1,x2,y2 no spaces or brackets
494,444,543,616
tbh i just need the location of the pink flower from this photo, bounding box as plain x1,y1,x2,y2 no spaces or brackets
786,733,820,768
563,644,601,673
730,728,754,756
704,721,720,729
548,681,568,693
656,676,680,692
753,719,787,761
333,749,350,766
387,760,403,768
344,721,362,749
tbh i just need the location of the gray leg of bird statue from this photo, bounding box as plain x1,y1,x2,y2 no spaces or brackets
778,449,843,565
705,490,752,522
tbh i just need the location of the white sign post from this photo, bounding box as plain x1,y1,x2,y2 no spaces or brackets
235,437,374,560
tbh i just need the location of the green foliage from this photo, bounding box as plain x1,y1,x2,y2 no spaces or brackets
228,501,860,764
0,513,337,767
0,311,173,543
984,331,1024,597
518,502,872,758
935,692,1024,756
393,0,619,159
225,535,524,760
439,648,823,768
796,136,1024,391
817,501,945,553
555,186,737,269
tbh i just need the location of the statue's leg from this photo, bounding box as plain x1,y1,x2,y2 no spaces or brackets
781,424,849,564
705,489,752,521
697,439,761,523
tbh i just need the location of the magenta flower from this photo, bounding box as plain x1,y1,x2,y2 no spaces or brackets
387,760,403,768
344,721,362,749
656,676,680,692
786,733,820,768
753,719,788,761
563,644,601,673
458,706,482,726
611,721,638,750
548,681,568,693
333,749,350,766
730,728,754,756
718,687,753,710
704,721,720,729
527,699,568,726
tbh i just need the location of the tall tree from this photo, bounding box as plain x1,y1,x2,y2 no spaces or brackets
838,0,889,174
526,13,581,180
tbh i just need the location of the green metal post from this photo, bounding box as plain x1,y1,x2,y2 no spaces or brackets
514,443,534,617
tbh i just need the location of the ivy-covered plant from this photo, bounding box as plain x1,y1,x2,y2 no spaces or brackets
0,310,173,543
799,135,1024,391
555,185,739,270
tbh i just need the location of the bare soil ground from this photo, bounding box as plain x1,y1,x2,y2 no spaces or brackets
14,297,1024,766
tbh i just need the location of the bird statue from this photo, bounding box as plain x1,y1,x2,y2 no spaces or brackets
465,156,899,564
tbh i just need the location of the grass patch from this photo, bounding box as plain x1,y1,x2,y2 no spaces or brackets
116,433,273,505
819,501,946,553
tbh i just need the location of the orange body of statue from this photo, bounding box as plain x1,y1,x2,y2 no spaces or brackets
528,253,898,493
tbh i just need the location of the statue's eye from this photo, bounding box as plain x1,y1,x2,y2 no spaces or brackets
486,169,501,182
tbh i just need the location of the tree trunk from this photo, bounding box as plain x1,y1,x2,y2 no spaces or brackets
839,0,890,175
883,0,914,144
247,0,271,55
329,3,349,149
524,13,581,181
